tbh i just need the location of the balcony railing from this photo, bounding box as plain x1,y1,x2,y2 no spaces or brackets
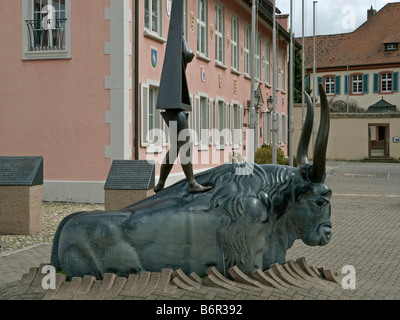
26,19,66,51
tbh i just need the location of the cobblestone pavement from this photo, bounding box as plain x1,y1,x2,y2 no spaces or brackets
0,161,399,300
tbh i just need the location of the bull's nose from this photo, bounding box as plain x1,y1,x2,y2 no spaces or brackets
323,226,332,240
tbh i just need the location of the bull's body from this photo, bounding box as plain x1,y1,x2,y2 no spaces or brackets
51,163,331,279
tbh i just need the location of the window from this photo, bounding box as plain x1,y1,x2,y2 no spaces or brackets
23,0,71,60
228,103,243,148
385,43,398,51
352,74,363,94
244,24,250,75
215,3,225,65
141,82,167,151
281,51,286,91
255,33,261,80
197,0,208,56
231,14,239,72
215,100,227,149
145,0,162,37
195,95,209,150
325,76,335,95
381,73,392,92
265,39,271,85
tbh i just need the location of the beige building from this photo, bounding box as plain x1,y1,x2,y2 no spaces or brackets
294,3,400,162
300,4,400,111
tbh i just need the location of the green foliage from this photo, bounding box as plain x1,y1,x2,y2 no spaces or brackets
294,46,313,103
254,144,297,167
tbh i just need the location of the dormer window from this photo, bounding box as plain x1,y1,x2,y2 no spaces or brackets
385,43,398,51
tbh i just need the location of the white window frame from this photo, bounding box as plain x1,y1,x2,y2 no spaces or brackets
244,24,250,76
325,76,335,95
255,33,261,81
195,94,209,150
22,0,71,60
352,74,363,94
265,39,271,86
231,14,239,72
141,81,167,153
381,73,393,92
197,0,208,57
230,102,242,148
281,50,286,92
215,2,225,65
215,98,227,150
144,0,163,38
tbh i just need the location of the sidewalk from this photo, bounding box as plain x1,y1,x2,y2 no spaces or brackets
1,162,399,300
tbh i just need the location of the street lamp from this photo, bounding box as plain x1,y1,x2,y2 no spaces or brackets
267,95,274,113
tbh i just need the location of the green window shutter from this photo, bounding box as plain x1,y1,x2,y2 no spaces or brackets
335,75,341,95
363,74,369,94
393,72,399,92
344,75,349,94
373,73,379,93
317,77,323,95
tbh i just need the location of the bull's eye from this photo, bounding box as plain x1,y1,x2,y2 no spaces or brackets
315,199,327,207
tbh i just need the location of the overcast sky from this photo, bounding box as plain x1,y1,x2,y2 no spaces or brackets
275,0,393,37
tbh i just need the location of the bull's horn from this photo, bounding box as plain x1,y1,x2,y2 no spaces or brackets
309,84,330,183
296,90,314,165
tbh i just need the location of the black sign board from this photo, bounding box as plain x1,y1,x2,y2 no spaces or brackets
0,157,43,186
104,160,155,190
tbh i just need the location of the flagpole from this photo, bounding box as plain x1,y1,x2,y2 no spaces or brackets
272,0,277,164
289,0,294,166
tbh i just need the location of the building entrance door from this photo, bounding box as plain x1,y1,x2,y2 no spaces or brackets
368,124,390,158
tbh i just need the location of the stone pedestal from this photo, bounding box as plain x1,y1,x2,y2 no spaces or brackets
0,156,44,235
0,185,42,235
105,189,154,211
104,160,155,211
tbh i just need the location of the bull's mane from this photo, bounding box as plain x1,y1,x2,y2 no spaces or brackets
180,163,307,222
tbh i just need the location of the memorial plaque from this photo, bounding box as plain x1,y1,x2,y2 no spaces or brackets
0,157,43,186
104,160,155,190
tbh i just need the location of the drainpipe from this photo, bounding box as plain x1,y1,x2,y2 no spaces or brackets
134,0,139,160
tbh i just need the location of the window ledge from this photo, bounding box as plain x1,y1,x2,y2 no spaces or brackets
146,145,164,154
23,50,71,61
215,61,228,70
144,30,166,43
231,68,241,76
197,53,211,62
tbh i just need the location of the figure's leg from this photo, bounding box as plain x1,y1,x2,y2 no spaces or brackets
154,151,176,193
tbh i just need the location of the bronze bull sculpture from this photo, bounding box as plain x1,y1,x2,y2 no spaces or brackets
51,85,331,279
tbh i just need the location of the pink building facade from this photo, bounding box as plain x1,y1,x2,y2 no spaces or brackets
0,0,291,203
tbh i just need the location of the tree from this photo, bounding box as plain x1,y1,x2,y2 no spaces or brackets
293,46,312,103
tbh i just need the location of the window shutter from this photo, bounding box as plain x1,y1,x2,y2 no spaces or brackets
230,104,234,145
225,103,229,146
335,75,341,95
194,95,200,146
393,72,399,92
239,105,243,145
317,77,323,95
281,114,287,146
141,82,150,147
277,114,282,145
344,75,349,95
373,73,379,93
266,112,272,145
363,74,369,94
208,98,213,145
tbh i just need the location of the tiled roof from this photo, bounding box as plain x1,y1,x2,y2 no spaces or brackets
298,2,400,70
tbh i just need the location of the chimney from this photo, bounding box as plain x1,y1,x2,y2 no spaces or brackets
367,5,377,20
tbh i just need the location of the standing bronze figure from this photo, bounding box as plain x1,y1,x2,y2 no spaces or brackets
154,0,211,194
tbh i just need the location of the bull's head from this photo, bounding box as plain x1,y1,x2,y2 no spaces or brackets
284,84,332,248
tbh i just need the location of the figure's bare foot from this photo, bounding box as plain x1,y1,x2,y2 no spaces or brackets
154,183,164,193
188,182,212,194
